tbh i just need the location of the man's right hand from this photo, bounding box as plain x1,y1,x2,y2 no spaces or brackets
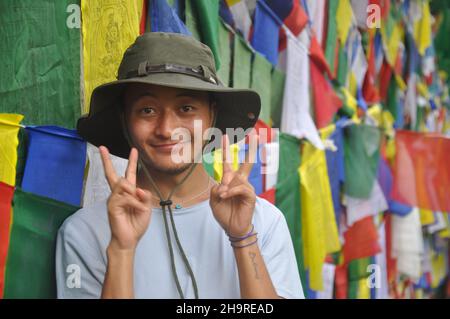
99,146,153,252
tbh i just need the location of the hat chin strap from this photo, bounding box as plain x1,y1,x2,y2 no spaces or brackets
119,108,218,300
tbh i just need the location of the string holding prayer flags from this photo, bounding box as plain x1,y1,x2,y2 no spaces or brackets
21,126,86,207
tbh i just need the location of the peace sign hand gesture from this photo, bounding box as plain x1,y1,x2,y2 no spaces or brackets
99,146,153,252
210,133,258,238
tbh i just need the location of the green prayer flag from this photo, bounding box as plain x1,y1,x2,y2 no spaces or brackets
270,67,286,128
336,44,348,87
0,0,81,128
3,189,78,298
232,35,253,89
188,0,220,69
343,124,381,199
275,134,307,294
217,20,232,87
386,74,398,121
347,279,359,299
277,134,302,182
415,106,425,132
202,151,215,178
185,0,202,41
250,53,272,124
325,0,339,75
348,257,372,281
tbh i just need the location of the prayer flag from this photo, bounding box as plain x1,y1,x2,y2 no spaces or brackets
21,126,87,206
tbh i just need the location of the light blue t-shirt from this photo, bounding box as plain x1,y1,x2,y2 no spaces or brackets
56,197,304,299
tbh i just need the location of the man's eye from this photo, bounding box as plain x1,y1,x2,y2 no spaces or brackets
140,107,155,114
180,105,194,113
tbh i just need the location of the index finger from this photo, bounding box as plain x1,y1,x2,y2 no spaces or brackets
125,147,138,185
238,131,258,178
221,134,233,185
99,146,119,189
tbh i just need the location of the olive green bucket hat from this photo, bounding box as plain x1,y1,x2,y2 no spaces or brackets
77,32,261,159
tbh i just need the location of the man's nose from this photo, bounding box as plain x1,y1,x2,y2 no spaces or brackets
154,111,179,139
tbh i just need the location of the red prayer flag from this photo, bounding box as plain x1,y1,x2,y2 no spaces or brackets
363,33,380,103
379,61,393,102
343,216,381,263
0,182,14,299
384,214,397,285
140,0,148,34
310,61,343,129
334,263,348,299
392,130,450,212
258,188,276,204
278,1,308,52
309,35,332,79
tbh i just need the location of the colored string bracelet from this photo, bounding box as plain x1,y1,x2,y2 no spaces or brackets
227,225,257,243
231,238,258,249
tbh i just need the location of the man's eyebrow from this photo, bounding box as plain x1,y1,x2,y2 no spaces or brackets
135,92,157,99
175,92,204,98
134,92,202,99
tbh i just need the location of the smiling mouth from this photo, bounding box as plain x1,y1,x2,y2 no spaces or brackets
150,141,191,151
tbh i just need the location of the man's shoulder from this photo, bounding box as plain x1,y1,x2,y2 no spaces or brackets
253,197,286,236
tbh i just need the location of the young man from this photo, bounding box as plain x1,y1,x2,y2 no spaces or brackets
56,32,304,299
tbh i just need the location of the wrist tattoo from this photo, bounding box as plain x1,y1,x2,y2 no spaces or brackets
249,252,260,280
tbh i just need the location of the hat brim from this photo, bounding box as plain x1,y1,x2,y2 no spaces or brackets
77,73,261,159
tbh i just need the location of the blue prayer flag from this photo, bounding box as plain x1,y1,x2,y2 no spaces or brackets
251,1,281,65
21,126,86,206
150,0,191,35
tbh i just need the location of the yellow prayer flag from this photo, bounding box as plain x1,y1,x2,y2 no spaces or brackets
0,114,23,186
81,0,144,113
382,23,404,67
430,248,446,289
341,88,361,123
213,144,240,181
395,75,407,92
419,209,435,226
299,143,341,291
382,110,395,138
357,278,370,299
414,0,432,56
348,73,357,97
336,0,353,46
319,124,336,140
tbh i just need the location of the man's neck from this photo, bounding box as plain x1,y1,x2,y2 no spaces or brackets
136,163,211,201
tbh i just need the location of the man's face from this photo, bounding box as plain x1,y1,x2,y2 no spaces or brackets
124,83,214,175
